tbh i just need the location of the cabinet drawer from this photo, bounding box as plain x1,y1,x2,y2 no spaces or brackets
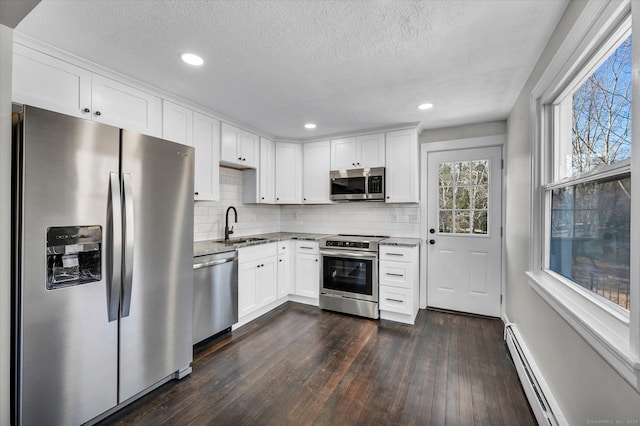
295,240,319,254
379,245,417,262
238,242,277,263
379,286,412,315
379,261,414,289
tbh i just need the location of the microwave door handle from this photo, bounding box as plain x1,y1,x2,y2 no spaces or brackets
107,172,122,322
121,173,135,317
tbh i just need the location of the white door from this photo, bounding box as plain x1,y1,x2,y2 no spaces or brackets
426,146,502,317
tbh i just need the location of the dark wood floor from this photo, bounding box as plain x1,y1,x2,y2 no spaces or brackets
100,303,535,425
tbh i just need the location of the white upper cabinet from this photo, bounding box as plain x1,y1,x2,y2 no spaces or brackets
220,122,258,168
303,140,331,204
330,133,385,170
162,100,193,146
193,112,220,201
12,43,92,119
91,74,162,137
275,142,302,204
259,137,275,203
385,129,418,203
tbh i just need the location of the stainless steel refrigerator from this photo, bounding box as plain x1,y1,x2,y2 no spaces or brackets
12,105,194,425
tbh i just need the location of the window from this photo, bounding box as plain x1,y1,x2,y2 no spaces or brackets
549,30,632,311
528,1,640,391
438,160,489,234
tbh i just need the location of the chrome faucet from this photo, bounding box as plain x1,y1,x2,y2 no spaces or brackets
224,206,238,241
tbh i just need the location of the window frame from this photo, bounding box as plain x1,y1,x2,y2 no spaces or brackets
527,0,640,391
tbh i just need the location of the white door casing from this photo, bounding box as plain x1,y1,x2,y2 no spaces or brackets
426,146,502,317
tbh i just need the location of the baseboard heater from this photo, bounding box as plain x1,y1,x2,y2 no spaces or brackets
505,324,566,426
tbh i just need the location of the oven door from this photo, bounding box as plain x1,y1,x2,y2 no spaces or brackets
320,249,378,302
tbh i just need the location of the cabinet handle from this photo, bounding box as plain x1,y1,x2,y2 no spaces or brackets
386,253,404,257
386,273,404,277
300,246,314,250
385,298,404,303
82,108,90,113
94,111,102,116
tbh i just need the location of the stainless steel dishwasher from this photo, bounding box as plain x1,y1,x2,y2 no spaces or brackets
193,250,238,345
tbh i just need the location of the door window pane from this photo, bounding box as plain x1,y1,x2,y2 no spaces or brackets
438,159,489,235
549,174,631,310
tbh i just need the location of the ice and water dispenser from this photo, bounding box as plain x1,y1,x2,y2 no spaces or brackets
46,226,102,289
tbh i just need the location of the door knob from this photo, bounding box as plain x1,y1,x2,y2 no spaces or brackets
429,239,436,245
94,111,102,116
82,108,90,113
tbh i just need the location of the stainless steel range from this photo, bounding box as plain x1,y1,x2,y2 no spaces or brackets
319,235,388,319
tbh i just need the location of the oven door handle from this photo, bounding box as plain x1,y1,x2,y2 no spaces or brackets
320,249,378,259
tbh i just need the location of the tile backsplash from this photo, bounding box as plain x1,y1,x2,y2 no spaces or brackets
194,167,420,241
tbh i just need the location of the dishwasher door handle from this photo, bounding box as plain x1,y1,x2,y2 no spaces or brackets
194,256,238,270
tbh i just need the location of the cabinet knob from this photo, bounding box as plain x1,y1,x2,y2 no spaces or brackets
276,197,280,201
315,259,318,262
242,158,246,161
238,157,242,160
194,192,199,196
82,108,90,113
303,198,306,201
261,197,264,200
386,196,390,199
94,111,101,116
357,162,360,166
279,259,282,262
352,163,356,166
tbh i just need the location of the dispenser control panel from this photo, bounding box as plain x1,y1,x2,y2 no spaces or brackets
46,226,102,290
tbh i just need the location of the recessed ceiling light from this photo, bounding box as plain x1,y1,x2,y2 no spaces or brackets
304,123,317,129
180,53,204,66
418,103,434,110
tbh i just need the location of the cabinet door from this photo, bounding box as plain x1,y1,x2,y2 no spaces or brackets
220,122,241,166
259,137,275,203
303,141,331,204
12,43,92,119
330,137,357,169
357,133,385,168
162,100,193,146
277,252,290,298
256,257,278,307
240,131,259,168
91,74,162,137
193,112,220,201
385,129,419,203
295,253,319,298
275,142,302,204
238,260,258,318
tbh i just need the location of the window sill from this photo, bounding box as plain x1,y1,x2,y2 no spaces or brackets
526,270,640,392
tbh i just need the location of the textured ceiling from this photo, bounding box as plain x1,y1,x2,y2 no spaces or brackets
16,0,568,140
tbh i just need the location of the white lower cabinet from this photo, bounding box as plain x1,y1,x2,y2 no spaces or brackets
378,244,420,324
294,241,320,298
238,243,278,318
277,241,291,298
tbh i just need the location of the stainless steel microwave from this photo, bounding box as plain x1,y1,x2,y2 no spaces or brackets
330,167,385,201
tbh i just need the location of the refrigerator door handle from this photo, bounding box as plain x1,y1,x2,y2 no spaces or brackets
108,172,122,322
121,173,135,317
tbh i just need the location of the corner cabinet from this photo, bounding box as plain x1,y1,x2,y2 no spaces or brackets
378,244,420,324
13,43,162,137
330,133,385,170
302,141,331,204
385,129,418,203
275,142,302,204
220,122,258,168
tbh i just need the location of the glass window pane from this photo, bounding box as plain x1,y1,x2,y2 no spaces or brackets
439,210,452,233
454,162,472,185
455,186,470,209
472,185,488,209
439,187,453,209
473,211,488,234
439,162,453,186
549,174,630,310
472,160,489,184
454,210,471,234
571,35,631,176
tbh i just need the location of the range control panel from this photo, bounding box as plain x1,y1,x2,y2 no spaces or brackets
324,240,370,249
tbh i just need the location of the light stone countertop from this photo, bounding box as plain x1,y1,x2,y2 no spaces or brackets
194,232,334,257
379,237,422,247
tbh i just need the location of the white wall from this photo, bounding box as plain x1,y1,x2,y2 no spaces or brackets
194,167,281,241
505,1,640,423
0,22,13,426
